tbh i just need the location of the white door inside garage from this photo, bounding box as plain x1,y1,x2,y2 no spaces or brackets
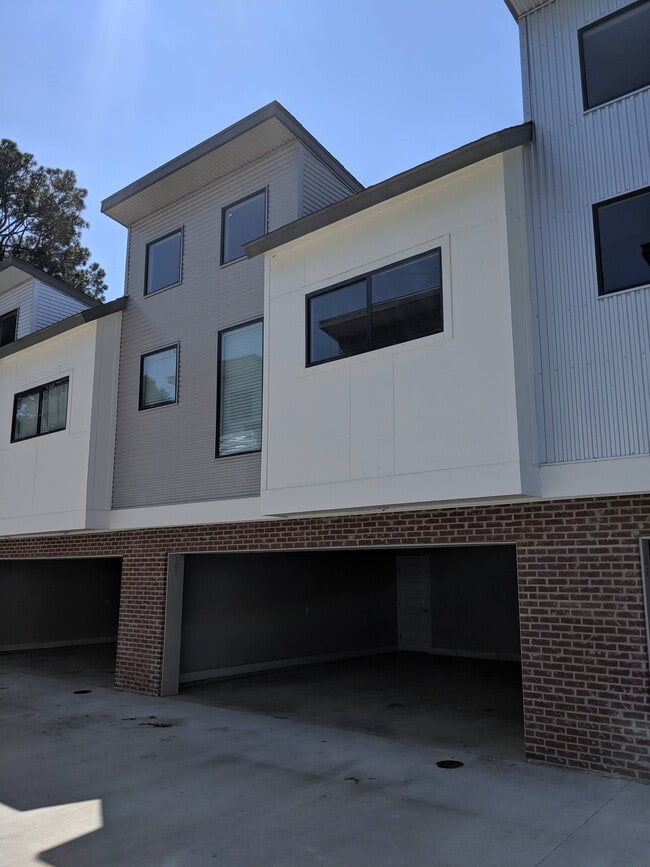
397,555,432,651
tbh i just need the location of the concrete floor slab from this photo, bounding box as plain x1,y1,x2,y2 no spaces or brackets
178,653,525,760
1,665,649,866
0,643,116,689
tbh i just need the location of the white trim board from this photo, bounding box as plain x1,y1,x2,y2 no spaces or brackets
108,496,267,531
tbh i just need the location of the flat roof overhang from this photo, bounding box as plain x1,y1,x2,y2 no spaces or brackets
503,0,553,19
101,101,363,228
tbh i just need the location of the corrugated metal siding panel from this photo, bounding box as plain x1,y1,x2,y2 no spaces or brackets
299,144,358,216
32,281,91,332
0,278,33,339
112,142,299,508
524,0,650,463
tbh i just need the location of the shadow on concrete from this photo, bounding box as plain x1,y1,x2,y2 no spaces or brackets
177,652,524,760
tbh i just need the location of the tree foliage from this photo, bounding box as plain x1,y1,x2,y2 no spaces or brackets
0,139,106,301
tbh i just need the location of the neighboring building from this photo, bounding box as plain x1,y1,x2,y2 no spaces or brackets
0,256,99,347
0,2,649,781
0,263,125,652
0,259,126,535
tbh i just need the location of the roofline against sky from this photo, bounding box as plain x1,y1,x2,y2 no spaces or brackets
101,101,363,220
0,256,101,308
246,122,534,257
502,0,554,19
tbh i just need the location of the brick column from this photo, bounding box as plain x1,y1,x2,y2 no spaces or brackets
115,545,168,694
517,499,650,781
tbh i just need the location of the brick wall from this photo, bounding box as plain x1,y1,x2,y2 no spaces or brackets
1,493,648,780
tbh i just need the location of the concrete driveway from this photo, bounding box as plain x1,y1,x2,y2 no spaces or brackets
1,666,649,866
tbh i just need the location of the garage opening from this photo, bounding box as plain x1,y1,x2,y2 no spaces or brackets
0,558,122,688
170,545,522,759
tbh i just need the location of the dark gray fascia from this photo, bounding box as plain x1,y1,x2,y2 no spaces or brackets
0,256,102,308
246,122,534,257
503,0,553,19
101,101,363,220
0,296,127,359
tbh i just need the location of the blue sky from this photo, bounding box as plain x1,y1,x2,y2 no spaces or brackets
4,0,522,300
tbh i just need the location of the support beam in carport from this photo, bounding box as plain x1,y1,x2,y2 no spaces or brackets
161,554,185,696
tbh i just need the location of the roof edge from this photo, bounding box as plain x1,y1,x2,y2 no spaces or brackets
503,0,555,20
101,101,363,222
246,122,534,257
0,256,102,308
0,296,127,360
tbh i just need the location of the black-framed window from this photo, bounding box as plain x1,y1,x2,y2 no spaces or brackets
221,190,266,265
579,1,650,110
139,345,178,410
217,320,263,457
12,377,69,442
145,229,183,295
593,187,650,295
0,309,18,347
307,249,443,365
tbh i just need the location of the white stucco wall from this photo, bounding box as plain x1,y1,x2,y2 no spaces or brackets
0,314,122,535
261,151,538,515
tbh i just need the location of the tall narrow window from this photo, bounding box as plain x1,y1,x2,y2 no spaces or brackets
0,309,18,347
12,377,69,442
217,320,263,456
145,229,183,295
139,345,178,409
221,190,267,264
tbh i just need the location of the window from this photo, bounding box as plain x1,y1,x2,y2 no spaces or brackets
217,320,263,457
221,190,266,265
0,309,18,347
307,249,443,365
139,345,178,409
11,377,69,442
145,229,182,295
579,1,650,110
593,187,650,295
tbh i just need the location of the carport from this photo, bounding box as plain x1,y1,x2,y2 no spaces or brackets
164,545,523,759
0,557,122,688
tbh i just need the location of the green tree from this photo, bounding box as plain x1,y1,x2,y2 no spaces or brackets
0,139,106,301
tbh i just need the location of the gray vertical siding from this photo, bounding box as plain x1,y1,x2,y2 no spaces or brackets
299,143,360,216
112,142,300,508
523,0,650,463
0,278,32,339
33,280,92,332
